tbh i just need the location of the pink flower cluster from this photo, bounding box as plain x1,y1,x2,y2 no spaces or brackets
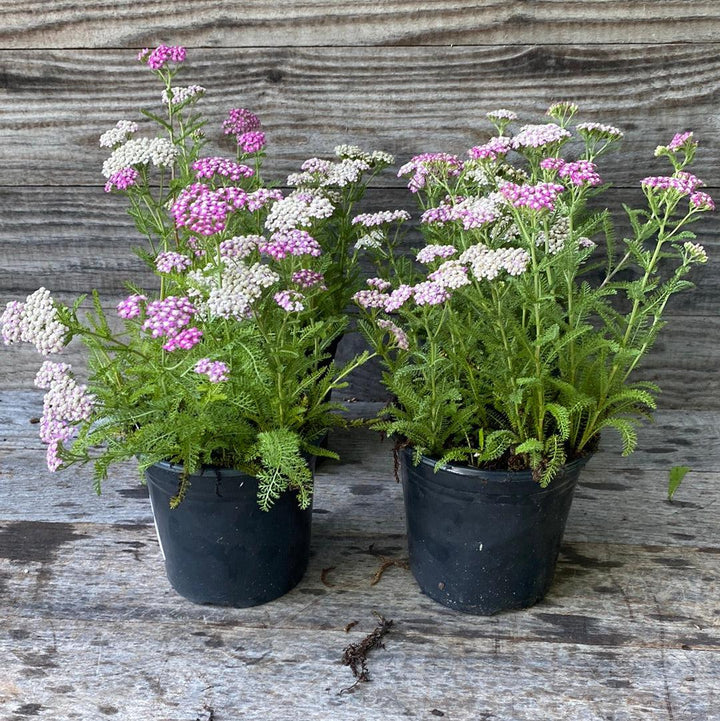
422,195,501,230
34,361,94,472
377,319,409,350
194,358,229,383
238,131,266,154
690,191,715,211
428,260,471,289
247,188,284,212
412,281,451,306
398,153,464,193
155,252,192,274
162,327,203,353
416,244,457,264
641,172,703,196
384,284,414,312
104,167,139,193
668,132,694,151
192,157,255,182
500,181,565,211
258,230,322,260
171,183,248,235
511,123,571,149
138,45,186,70
142,296,197,339
222,108,261,137
274,290,305,312
292,269,326,288
541,158,602,186
468,136,512,161
117,294,147,320
222,108,265,152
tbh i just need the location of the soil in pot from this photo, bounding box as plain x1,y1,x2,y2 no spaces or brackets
400,447,591,615
145,462,312,607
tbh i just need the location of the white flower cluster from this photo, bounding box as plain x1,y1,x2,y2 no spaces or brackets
352,210,411,227
536,217,571,255
0,288,67,355
287,158,371,189
334,145,395,166
684,241,708,264
102,137,179,178
354,228,385,250
219,235,263,260
161,85,206,106
428,260,471,289
99,120,139,148
576,122,624,140
194,260,280,320
460,244,530,280
264,191,335,232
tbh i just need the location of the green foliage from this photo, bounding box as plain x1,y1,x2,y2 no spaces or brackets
355,109,709,483
668,465,690,502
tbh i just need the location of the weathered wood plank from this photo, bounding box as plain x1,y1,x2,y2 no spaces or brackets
2,615,718,720
1,518,719,650
1,46,719,187
1,391,718,547
2,1,720,48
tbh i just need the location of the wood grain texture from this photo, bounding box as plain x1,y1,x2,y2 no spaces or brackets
1,393,720,720
1,45,719,187
2,1,720,48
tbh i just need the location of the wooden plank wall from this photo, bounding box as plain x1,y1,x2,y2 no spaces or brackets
0,1,718,408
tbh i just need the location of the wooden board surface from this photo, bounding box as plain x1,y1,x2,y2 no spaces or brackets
2,1,720,48
0,45,719,188
1,391,719,720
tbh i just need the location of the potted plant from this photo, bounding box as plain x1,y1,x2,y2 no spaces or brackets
0,45,391,608
354,103,713,614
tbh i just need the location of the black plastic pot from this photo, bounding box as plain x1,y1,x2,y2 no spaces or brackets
400,448,590,615
145,462,312,607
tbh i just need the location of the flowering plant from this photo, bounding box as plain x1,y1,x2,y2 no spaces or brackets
1,46,393,510
355,104,712,484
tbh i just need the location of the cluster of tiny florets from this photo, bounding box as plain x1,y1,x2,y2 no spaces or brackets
34,362,94,472
511,123,571,149
460,244,530,280
155,251,192,274
138,45,187,70
192,157,254,182
274,290,305,312
334,145,395,167
412,281,452,306
416,244,457,264
104,167,140,193
398,153,464,193
689,191,715,211
541,158,602,186
352,289,390,309
1,288,67,355
171,183,248,235
141,296,197,339
641,172,704,196
422,194,502,230
377,319,410,350
99,120,139,148
247,188,284,212
428,260,471,289
102,137,179,178
162,326,203,352
219,235,262,260
237,131,266,154
222,108,261,137
194,358,229,383
264,191,335,232
258,229,322,260
116,294,146,320
499,181,565,211
354,229,385,251
352,210,411,227
683,241,708,264
536,217,571,255
291,269,326,288
486,109,518,122
161,85,205,106
468,136,512,161
575,122,624,141
383,284,414,312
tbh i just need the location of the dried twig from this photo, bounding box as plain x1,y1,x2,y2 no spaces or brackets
344,620,358,633
370,557,410,586
320,565,336,587
340,612,394,693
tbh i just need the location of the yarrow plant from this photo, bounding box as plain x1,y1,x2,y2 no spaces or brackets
354,103,712,484
1,47,392,510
